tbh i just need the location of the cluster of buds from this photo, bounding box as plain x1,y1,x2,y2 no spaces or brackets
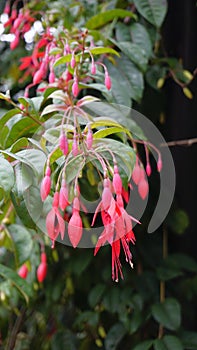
3,1,35,50
18,251,47,283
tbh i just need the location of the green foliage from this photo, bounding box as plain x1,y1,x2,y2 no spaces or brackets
0,0,196,349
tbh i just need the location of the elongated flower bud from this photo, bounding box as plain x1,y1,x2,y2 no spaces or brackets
72,138,79,156
59,180,69,210
157,157,162,172
72,79,79,97
41,252,47,263
40,175,51,201
105,72,111,90
86,127,93,149
18,264,28,279
113,165,122,195
10,32,20,50
70,52,76,69
37,262,47,283
146,163,151,177
68,197,82,248
59,132,68,155
49,70,55,83
91,62,96,74
102,179,113,210
138,179,149,200
132,164,141,185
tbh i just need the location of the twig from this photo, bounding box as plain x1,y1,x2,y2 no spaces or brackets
5,307,26,350
161,137,197,147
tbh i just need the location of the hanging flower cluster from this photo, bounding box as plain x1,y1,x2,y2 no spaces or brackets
4,1,162,281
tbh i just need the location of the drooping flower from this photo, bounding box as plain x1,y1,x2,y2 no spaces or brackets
18,264,28,279
59,131,69,156
46,192,65,247
40,166,51,201
37,253,47,283
105,72,111,90
59,179,69,211
68,197,83,248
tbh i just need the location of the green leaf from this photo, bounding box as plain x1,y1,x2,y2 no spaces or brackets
88,284,106,308
154,339,168,350
106,55,144,102
104,323,126,350
51,330,77,350
152,298,181,330
8,224,33,266
86,9,137,29
54,47,119,67
9,137,29,153
132,340,154,350
93,126,128,139
65,155,85,184
0,157,15,196
4,117,38,148
116,22,152,58
110,39,148,72
0,264,33,303
133,0,168,27
23,186,43,224
181,331,197,349
162,336,183,350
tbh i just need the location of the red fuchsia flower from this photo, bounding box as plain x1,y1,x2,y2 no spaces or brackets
91,62,96,74
46,192,65,247
37,253,47,283
59,179,69,211
40,166,51,201
18,264,28,279
68,197,83,248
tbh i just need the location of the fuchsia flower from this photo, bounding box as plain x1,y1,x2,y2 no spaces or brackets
37,253,47,283
105,72,111,90
18,264,28,279
68,197,83,248
92,173,137,281
59,179,69,211
40,166,51,201
59,131,69,156
46,192,65,247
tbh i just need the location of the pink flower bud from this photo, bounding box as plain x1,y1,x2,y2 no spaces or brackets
52,192,59,208
91,63,96,74
72,80,79,97
18,264,28,279
4,3,10,15
86,128,93,149
59,133,68,155
105,73,111,90
37,262,47,283
70,52,76,69
146,163,151,177
11,9,17,20
68,197,82,248
49,70,55,83
157,157,162,172
59,180,69,210
113,166,122,194
41,252,47,264
132,164,141,185
138,179,149,200
102,180,113,210
40,175,51,201
10,32,20,50
72,138,79,156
